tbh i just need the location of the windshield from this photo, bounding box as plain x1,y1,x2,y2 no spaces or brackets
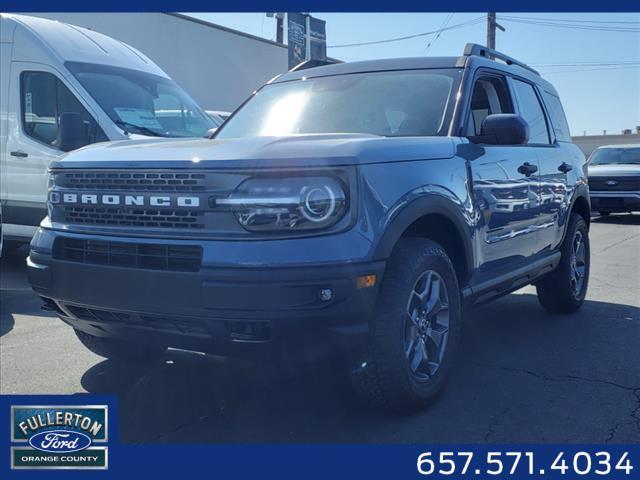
590,147,640,165
66,62,214,138
215,69,459,139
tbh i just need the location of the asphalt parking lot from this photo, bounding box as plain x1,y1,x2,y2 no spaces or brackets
1,215,639,444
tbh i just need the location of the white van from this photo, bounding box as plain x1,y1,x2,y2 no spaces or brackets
0,14,215,250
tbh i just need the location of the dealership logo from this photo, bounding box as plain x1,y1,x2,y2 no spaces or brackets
11,405,108,470
605,179,618,186
49,191,200,207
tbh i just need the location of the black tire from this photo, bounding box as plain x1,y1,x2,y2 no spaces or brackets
351,238,462,412
74,329,166,362
599,211,610,217
536,213,590,313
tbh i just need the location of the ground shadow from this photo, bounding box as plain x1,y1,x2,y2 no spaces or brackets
80,294,640,444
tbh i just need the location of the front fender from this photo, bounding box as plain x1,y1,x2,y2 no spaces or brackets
371,192,475,281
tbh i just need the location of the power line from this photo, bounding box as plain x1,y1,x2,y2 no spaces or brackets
499,15,640,25
532,61,640,67
499,17,640,33
327,16,484,49
540,65,640,74
425,12,454,52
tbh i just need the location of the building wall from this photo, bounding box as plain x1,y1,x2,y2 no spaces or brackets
571,134,640,157
28,13,288,112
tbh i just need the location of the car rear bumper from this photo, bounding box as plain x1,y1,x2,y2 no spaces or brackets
590,191,640,212
27,228,384,356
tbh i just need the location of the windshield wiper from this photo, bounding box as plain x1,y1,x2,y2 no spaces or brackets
115,120,168,138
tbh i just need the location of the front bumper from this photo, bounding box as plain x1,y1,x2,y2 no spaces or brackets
28,228,384,356
589,191,640,212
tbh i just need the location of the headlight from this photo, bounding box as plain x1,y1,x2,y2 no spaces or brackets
218,176,348,231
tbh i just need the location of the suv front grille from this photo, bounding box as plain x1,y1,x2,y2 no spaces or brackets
589,176,640,191
63,206,206,229
58,172,207,192
53,237,202,272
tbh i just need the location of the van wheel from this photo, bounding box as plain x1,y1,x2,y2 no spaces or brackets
351,238,461,412
536,213,590,313
74,330,166,362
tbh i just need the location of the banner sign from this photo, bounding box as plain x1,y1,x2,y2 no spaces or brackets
309,16,327,63
287,12,307,69
287,13,327,69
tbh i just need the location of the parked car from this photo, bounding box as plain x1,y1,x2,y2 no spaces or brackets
27,44,590,412
587,144,640,216
206,110,232,127
0,14,215,250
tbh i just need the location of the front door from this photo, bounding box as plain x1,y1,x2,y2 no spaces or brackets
466,73,541,282
5,62,103,230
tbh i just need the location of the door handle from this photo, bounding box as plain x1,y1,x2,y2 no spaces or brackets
558,162,573,173
517,162,538,177
10,151,28,158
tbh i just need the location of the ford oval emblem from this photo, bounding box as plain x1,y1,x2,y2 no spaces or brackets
28,429,92,453
606,179,618,186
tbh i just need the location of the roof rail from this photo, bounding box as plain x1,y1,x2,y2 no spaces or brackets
462,43,539,75
289,58,342,72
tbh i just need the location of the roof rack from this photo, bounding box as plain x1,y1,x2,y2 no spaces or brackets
289,58,342,72
462,43,539,75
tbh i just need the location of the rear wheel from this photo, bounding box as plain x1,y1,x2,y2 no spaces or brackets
536,213,590,313
74,330,166,362
351,238,461,412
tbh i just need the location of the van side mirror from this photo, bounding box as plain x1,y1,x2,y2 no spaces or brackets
205,127,218,139
474,114,529,145
57,112,90,152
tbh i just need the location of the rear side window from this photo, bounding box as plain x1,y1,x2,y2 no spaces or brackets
20,71,106,149
541,91,571,142
511,79,551,145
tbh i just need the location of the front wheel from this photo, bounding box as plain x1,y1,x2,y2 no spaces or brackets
536,213,590,313
351,238,462,412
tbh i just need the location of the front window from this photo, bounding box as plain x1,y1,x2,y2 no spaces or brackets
66,62,214,138
216,69,459,139
589,147,640,165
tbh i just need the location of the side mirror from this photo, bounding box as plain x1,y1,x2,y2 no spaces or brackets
57,112,90,152
204,127,218,139
478,114,529,145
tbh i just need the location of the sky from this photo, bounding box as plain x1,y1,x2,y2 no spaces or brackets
187,12,639,137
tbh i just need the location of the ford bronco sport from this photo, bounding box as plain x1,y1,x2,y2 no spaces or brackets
28,44,590,411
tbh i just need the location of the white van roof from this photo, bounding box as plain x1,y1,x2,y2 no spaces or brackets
0,14,169,78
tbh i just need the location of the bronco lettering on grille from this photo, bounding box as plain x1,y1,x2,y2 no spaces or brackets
49,192,200,207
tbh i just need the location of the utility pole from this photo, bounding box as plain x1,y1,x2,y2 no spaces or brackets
276,13,284,44
266,12,285,44
486,12,505,51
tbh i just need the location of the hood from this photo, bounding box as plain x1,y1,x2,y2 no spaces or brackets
50,134,457,169
588,164,640,177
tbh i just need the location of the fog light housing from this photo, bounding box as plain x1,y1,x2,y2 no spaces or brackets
357,274,377,289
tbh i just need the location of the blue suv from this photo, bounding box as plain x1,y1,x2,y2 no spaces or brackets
28,44,590,411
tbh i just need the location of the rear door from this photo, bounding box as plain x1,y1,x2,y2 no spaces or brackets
466,72,541,283
510,78,567,253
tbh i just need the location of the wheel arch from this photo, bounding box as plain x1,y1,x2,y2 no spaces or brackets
373,195,474,287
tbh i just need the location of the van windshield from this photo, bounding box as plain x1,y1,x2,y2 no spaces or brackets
215,69,459,139
66,62,214,138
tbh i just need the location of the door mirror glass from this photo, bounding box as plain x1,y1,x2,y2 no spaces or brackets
477,114,529,145
57,112,90,152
